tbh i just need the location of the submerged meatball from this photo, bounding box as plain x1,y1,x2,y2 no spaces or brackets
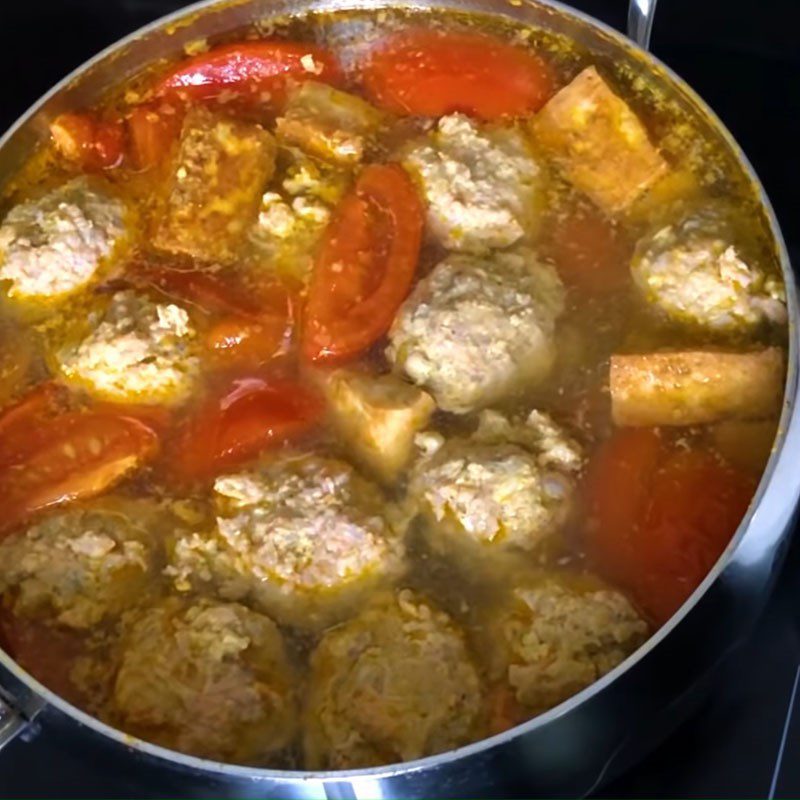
409,410,582,563
304,589,484,769
0,178,124,302
56,290,200,405
403,113,541,252
631,212,786,334
0,499,162,629
387,250,564,413
110,597,297,763
168,453,405,629
490,573,648,714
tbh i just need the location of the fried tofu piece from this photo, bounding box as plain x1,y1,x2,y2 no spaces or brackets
154,107,276,262
610,348,784,427
321,370,435,483
531,66,669,214
276,81,384,166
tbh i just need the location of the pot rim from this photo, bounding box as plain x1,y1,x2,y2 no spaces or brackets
0,0,797,783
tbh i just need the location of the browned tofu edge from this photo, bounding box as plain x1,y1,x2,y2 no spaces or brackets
610,348,785,427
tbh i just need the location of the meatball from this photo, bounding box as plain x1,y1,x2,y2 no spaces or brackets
304,589,484,769
387,250,564,413
408,410,582,564
631,212,786,334
0,498,162,629
168,453,405,629
489,573,648,714
402,113,541,253
0,178,124,302
55,290,200,405
109,597,297,764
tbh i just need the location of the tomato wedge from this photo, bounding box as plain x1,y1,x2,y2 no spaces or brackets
127,103,183,170
585,429,755,624
0,410,159,535
170,376,323,481
155,41,342,108
129,262,296,367
302,163,423,363
205,316,291,367
50,112,125,170
0,382,72,467
546,205,632,294
363,29,555,120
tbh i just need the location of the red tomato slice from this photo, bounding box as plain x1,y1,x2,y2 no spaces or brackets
585,427,663,580
155,41,342,107
547,206,632,294
127,103,183,170
0,411,159,535
205,316,291,367
50,112,125,170
0,382,73,467
637,450,755,624
170,377,323,481
363,29,555,120
302,163,423,363
584,429,755,625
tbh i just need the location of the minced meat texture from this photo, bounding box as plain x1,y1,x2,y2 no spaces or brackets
387,249,565,413
0,178,124,301
108,597,297,764
489,573,648,713
402,113,541,253
167,453,405,630
0,499,161,629
304,589,484,769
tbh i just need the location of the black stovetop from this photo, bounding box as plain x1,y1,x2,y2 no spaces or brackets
0,1,798,797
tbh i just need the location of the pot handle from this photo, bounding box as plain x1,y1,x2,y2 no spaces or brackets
627,0,658,50
0,688,29,751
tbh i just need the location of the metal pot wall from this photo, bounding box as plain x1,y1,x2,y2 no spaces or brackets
0,0,798,796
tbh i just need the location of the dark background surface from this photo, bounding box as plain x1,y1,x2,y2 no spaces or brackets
0,0,799,797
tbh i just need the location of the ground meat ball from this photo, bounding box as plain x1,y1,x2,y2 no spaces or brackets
168,453,405,630
387,249,564,413
408,410,581,563
0,499,162,629
403,114,541,253
0,178,124,302
109,597,297,764
490,573,648,714
631,212,786,334
304,589,484,769
55,290,200,405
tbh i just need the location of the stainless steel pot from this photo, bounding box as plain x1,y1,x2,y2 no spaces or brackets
0,0,797,796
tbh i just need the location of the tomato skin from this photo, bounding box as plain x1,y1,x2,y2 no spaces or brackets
585,429,755,624
50,112,125,170
156,41,342,107
636,450,755,624
302,163,423,363
129,262,295,367
0,411,159,535
205,316,290,367
547,206,632,294
170,377,324,481
585,427,663,580
363,29,554,120
129,263,263,319
0,382,73,467
127,103,183,170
